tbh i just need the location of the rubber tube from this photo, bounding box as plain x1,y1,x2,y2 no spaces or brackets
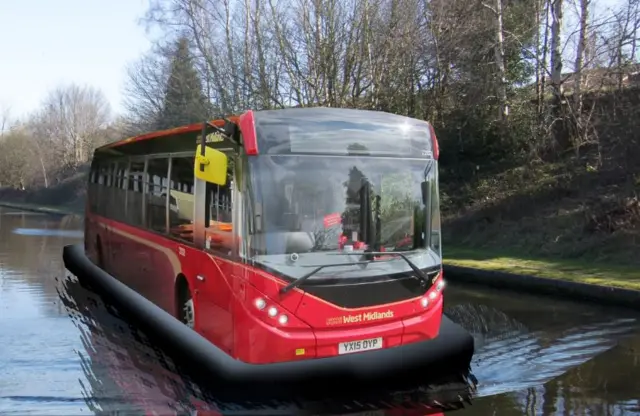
63,243,475,401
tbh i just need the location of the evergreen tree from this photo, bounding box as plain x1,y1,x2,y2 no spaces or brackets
157,37,211,130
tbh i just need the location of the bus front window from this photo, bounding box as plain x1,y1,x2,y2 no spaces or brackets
247,155,437,261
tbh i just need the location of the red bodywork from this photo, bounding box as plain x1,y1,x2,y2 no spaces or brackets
85,110,445,365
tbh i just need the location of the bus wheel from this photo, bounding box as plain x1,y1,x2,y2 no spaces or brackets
179,285,195,329
183,298,195,329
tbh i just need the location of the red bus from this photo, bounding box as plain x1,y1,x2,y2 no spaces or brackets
84,107,454,366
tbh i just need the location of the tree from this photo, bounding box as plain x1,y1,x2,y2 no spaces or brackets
572,0,591,146
0,129,36,189
483,0,509,121
550,0,566,149
31,84,111,171
122,44,173,135
157,37,212,130
135,0,637,166
0,104,11,137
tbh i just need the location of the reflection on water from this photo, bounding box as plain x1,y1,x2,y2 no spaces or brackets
1,206,640,415
12,228,85,238
0,211,46,216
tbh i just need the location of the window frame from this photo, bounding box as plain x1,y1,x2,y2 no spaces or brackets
89,149,241,252
167,152,197,245
202,150,239,258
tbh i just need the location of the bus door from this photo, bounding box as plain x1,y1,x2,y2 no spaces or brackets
190,179,235,355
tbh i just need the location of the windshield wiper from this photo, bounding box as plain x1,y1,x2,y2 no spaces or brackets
279,260,371,294
280,249,431,295
333,249,430,287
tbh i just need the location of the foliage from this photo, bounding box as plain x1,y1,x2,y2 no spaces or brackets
157,37,212,130
1,0,640,266
0,83,113,194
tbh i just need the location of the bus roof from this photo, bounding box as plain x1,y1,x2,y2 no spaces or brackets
96,108,436,159
99,116,240,151
253,107,434,158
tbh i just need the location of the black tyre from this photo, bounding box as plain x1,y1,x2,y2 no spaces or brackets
178,284,195,329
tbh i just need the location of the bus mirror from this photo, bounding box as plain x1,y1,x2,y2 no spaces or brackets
194,145,228,185
421,181,430,205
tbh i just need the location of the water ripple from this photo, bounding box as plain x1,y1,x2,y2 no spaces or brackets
447,303,637,399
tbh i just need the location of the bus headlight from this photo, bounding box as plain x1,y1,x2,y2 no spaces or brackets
436,279,445,292
245,284,309,329
420,298,429,308
428,291,437,300
255,298,266,310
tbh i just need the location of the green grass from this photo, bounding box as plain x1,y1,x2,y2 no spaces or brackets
444,246,640,291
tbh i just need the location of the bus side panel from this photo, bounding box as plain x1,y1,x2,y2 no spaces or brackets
85,162,112,270
151,239,187,318
136,233,180,316
86,215,240,353
84,212,103,266
97,218,180,317
105,219,143,295
84,186,99,265
187,252,235,356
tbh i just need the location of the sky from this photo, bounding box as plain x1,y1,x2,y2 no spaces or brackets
0,0,628,124
0,0,152,120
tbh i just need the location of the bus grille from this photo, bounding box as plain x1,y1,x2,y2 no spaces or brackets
301,269,440,309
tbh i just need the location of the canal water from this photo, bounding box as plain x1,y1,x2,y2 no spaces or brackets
0,206,639,415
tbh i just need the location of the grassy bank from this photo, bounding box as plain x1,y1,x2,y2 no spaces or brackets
445,246,640,291
439,85,640,277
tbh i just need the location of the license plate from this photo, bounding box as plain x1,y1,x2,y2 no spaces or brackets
338,337,382,355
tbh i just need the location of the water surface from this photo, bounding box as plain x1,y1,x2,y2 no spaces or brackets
0,206,639,415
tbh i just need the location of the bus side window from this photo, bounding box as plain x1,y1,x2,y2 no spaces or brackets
106,163,114,188
145,157,169,234
208,176,233,224
205,159,234,253
97,165,106,185
89,163,99,213
168,156,195,243
127,160,145,228
96,164,111,218
110,162,128,223
115,164,128,189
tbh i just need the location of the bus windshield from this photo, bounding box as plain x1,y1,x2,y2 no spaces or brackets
247,154,441,275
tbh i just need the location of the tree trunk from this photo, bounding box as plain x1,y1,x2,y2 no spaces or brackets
550,0,567,150
573,0,590,148
493,0,509,120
